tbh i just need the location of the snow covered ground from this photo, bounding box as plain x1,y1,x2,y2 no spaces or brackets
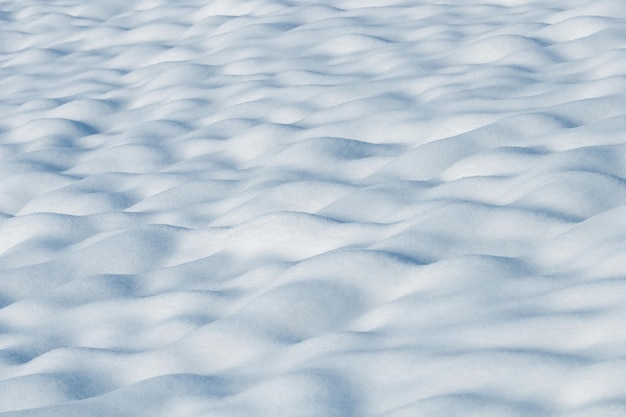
1,0,626,415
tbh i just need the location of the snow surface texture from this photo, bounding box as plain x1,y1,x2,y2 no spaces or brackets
1,0,626,416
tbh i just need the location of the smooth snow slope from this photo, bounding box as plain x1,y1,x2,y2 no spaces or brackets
1,0,626,416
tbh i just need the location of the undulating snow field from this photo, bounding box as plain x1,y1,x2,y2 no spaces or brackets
1,0,626,415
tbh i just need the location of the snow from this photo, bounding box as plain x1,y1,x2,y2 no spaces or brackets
1,0,626,416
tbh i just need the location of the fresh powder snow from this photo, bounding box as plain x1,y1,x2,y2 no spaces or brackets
1,0,626,416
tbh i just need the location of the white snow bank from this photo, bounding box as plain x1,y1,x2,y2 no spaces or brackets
1,0,626,416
